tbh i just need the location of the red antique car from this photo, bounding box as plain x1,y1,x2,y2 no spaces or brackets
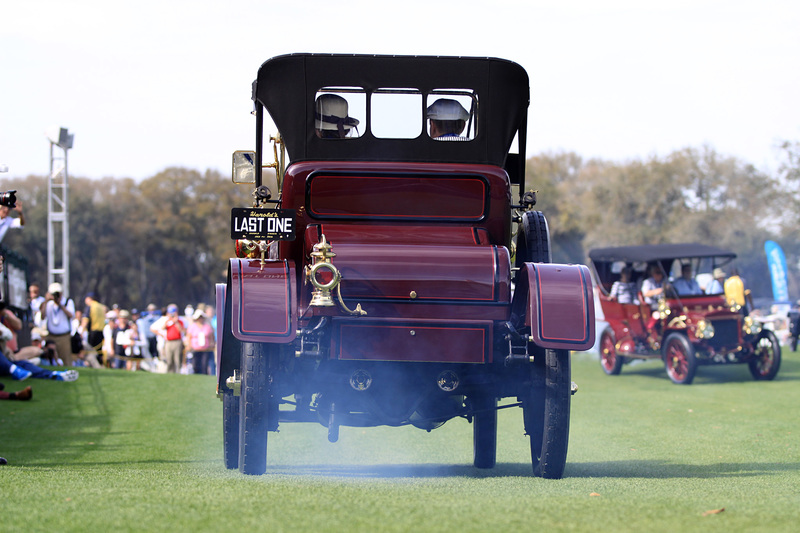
589,243,781,385
216,54,595,478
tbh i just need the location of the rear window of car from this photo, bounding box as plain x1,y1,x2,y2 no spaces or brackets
314,87,478,141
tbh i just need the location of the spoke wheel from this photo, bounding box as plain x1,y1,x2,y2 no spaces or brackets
599,327,624,375
662,333,697,385
749,330,781,380
523,348,571,479
238,342,272,475
472,395,498,469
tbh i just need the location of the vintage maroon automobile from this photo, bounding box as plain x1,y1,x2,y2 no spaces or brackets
589,243,781,385
216,54,595,478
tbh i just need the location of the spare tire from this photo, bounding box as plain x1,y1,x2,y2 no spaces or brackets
515,211,551,269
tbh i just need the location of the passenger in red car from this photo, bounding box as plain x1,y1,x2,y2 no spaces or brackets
609,267,638,304
672,264,703,296
642,265,665,332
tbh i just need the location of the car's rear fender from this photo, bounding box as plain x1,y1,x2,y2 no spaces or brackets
228,258,298,344
513,262,595,351
215,282,239,394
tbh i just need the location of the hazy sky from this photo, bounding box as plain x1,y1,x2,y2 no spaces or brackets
1,0,798,180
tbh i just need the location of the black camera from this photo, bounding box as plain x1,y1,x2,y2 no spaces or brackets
0,190,16,208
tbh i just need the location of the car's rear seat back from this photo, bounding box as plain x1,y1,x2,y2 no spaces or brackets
304,223,491,251
280,161,513,251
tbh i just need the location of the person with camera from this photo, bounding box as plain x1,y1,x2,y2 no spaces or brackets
0,200,24,244
39,282,76,366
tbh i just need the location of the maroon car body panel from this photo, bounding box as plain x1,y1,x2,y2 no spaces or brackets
332,243,510,303
333,318,492,363
229,259,297,343
278,161,513,266
215,283,226,377
307,173,489,220
305,223,492,248
520,263,595,351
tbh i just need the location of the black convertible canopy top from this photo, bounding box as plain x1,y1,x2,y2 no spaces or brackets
588,243,736,264
253,53,529,168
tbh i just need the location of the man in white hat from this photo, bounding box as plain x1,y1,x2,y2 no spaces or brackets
426,98,470,140
706,268,726,294
40,282,76,366
315,94,360,139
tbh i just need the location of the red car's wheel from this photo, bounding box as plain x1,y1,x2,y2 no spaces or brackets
599,327,624,375
749,330,781,380
662,333,697,385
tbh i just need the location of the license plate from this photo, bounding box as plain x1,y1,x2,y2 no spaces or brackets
230,208,296,240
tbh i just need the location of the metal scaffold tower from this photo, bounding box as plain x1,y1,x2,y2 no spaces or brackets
46,127,74,298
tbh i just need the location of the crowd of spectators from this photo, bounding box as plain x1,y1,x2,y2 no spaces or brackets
4,283,218,377
79,299,218,375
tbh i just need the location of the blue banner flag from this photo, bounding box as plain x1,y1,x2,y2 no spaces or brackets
765,240,790,302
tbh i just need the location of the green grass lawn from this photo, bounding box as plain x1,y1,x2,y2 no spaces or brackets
2,349,799,532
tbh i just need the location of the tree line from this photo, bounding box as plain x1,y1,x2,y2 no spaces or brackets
530,143,799,303
1,168,251,309
1,142,798,310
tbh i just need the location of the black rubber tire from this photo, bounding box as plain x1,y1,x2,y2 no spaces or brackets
238,342,271,475
599,327,624,375
749,330,781,380
523,348,571,479
472,395,498,469
515,211,552,272
662,333,697,385
222,392,240,469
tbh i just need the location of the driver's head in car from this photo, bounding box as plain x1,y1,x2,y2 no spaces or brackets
426,98,469,140
315,94,359,139
647,265,663,282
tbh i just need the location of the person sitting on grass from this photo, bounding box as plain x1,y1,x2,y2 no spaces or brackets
0,323,78,382
0,381,32,400
8,327,58,365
